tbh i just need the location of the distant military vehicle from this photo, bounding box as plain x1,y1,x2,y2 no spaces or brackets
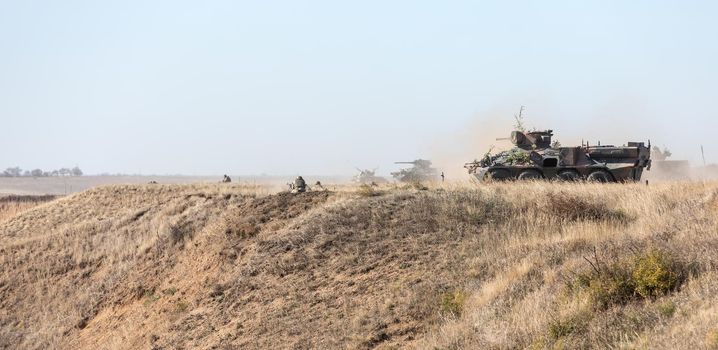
649,146,690,180
391,159,440,182
352,168,387,184
651,146,672,161
464,129,651,182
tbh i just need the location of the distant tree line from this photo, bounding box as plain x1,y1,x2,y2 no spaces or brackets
1,166,83,177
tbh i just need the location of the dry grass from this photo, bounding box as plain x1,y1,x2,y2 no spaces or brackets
0,195,57,222
1,181,717,349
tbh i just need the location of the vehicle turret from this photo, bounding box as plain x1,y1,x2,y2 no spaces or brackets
499,130,553,150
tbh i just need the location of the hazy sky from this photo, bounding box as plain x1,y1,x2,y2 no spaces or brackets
2,0,717,176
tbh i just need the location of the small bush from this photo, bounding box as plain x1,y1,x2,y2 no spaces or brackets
176,301,189,312
575,248,685,309
356,184,381,197
632,250,680,298
169,224,184,244
162,287,178,296
657,301,676,317
143,292,160,306
582,267,636,309
440,290,467,317
706,329,718,348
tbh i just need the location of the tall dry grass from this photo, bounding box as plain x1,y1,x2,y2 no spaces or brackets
408,180,718,349
0,184,271,349
1,181,717,349
0,195,56,222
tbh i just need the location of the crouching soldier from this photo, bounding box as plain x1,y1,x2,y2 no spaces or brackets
292,176,308,193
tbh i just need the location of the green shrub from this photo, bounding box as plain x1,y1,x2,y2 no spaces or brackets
657,301,676,317
162,287,178,296
576,248,684,309
143,292,160,306
440,289,467,317
585,270,635,309
632,250,679,298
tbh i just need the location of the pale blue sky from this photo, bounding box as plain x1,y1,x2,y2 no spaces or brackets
1,0,716,175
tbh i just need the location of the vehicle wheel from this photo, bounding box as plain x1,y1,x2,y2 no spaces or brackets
485,169,511,181
557,170,580,181
517,169,542,180
587,170,612,183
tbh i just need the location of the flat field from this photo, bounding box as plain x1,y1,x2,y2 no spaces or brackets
0,175,348,196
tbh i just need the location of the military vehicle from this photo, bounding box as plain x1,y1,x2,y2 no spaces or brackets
651,146,672,161
648,146,691,181
352,168,387,184
464,129,651,182
391,159,440,182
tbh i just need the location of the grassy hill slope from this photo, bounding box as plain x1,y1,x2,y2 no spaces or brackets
1,182,717,349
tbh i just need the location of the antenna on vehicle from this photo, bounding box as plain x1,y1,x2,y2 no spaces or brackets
701,145,706,166
513,105,526,131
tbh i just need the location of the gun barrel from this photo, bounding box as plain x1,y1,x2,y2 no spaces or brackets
394,162,416,164
495,137,510,141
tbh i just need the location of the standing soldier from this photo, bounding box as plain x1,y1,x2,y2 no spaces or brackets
441,172,445,182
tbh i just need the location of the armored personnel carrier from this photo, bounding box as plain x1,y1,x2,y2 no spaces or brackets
464,129,651,182
391,159,439,182
352,168,387,184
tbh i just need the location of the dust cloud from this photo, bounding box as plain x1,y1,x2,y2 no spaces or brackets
426,107,515,181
